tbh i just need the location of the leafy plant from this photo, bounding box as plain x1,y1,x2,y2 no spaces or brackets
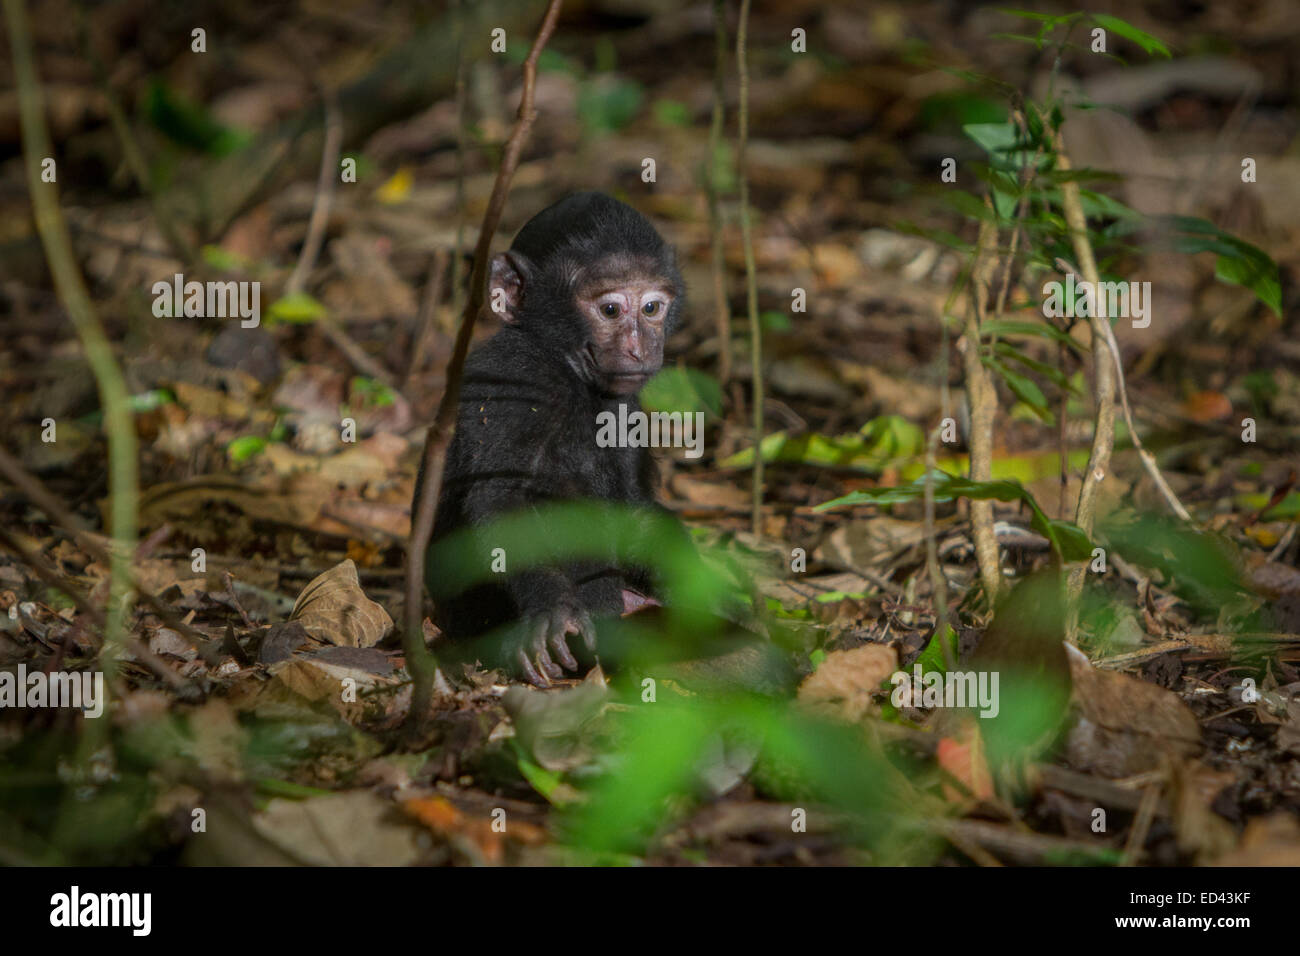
816,471,1093,563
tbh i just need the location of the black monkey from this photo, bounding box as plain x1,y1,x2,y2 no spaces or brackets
427,192,688,686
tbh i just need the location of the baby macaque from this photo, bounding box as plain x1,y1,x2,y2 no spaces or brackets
428,192,689,686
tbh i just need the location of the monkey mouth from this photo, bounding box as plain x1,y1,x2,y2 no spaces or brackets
605,371,652,393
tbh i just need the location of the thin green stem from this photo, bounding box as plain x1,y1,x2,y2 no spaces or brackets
736,0,763,537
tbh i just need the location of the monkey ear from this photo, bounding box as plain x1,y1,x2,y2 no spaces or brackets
488,251,530,322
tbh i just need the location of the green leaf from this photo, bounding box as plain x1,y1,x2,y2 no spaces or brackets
1155,216,1281,316
760,310,793,333
506,43,578,75
963,122,1015,152
267,292,327,325
1216,252,1282,318
578,77,645,135
641,366,723,419
981,319,1082,352
918,92,1008,131
200,244,255,273
126,388,175,413
227,435,267,463
996,8,1079,24
144,80,252,156
514,748,571,805
994,341,1076,392
913,624,958,677
984,356,1054,423
722,416,925,473
351,377,395,408
652,99,692,128
1074,189,1143,221
707,141,738,195
816,472,1092,562
1090,14,1172,58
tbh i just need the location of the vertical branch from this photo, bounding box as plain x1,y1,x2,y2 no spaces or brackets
1057,144,1115,632
4,0,138,680
735,0,763,537
1056,336,1071,519
962,202,1002,604
285,83,342,297
405,249,450,391
706,0,731,386
405,0,564,730
923,426,954,670
78,9,196,266
449,1,471,333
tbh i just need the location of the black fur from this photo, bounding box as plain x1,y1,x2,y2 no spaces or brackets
427,193,684,662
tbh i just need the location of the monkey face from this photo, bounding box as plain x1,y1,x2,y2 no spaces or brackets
576,274,673,395
486,193,684,396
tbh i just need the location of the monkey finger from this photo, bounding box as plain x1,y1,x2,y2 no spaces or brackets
528,616,561,669
547,626,579,671
534,644,563,680
516,647,549,688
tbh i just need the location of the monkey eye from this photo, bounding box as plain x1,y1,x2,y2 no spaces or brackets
600,302,620,318
642,300,660,316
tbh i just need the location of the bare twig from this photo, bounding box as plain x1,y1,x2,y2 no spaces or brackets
405,0,565,731
0,526,192,695
706,0,731,386
1121,779,1162,865
1056,335,1071,518
992,113,1042,318
448,8,470,329
935,818,1111,866
0,446,213,650
285,79,342,297
405,249,450,391
279,42,400,391
195,0,549,238
1269,523,1297,563
1056,255,1191,523
5,0,138,683
736,0,763,538
77,10,197,265
1056,143,1116,635
222,571,255,628
317,315,401,389
923,426,955,670
962,201,1002,603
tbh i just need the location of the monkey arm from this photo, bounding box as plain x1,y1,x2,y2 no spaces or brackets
446,451,612,685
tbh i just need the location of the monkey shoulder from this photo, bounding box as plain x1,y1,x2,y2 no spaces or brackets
452,343,591,460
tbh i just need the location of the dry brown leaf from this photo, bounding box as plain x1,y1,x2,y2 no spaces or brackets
137,476,318,543
289,559,393,647
1066,654,1201,777
1180,390,1233,423
763,571,880,610
797,643,898,722
1212,814,1300,866
1169,760,1239,862
1246,559,1300,598
255,792,424,866
402,795,548,865
669,473,749,510
936,730,994,802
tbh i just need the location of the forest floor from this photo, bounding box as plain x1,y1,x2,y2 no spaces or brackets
1,0,1299,865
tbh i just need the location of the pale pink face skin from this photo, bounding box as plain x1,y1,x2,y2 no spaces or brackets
576,274,674,395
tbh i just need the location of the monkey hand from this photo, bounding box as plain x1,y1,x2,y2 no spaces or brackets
513,601,597,688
